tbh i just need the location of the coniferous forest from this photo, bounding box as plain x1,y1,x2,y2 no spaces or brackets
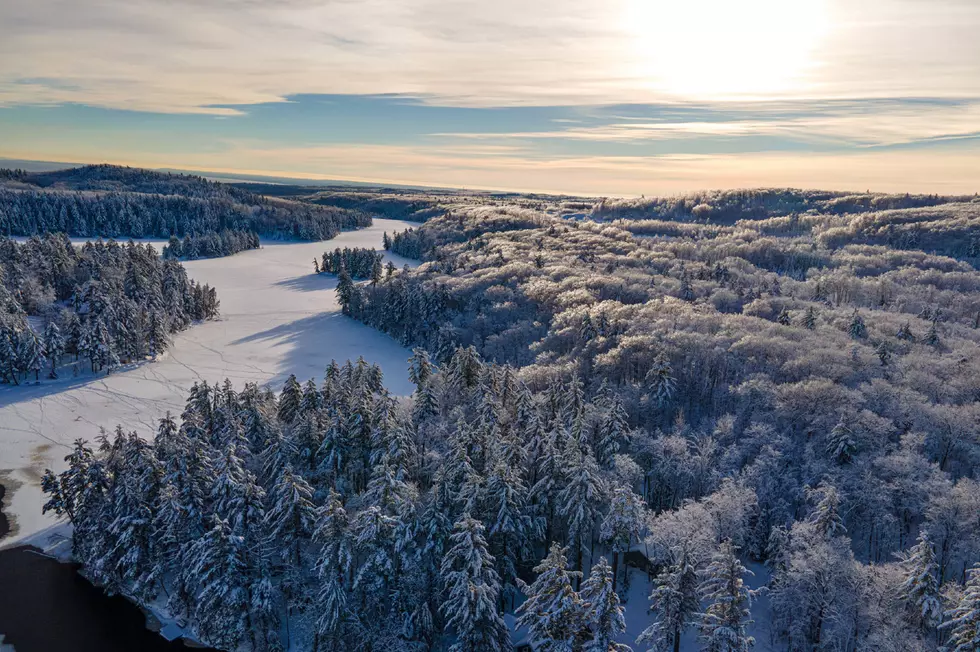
0,233,219,384
0,165,372,242
163,230,261,261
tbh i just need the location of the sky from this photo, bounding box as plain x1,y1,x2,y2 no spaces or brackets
1,0,978,195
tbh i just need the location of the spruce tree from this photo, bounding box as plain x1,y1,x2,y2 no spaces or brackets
897,530,943,629
43,320,66,379
580,557,631,652
516,543,585,652
186,516,252,650
697,541,755,652
600,485,645,591
440,515,512,652
647,351,676,408
807,483,846,539
336,261,355,315
265,464,317,566
558,446,604,580
826,418,857,464
637,547,699,652
939,563,980,652
278,373,303,424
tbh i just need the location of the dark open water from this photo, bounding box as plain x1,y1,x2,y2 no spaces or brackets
0,482,216,652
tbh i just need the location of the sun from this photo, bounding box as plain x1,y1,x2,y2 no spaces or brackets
622,0,831,99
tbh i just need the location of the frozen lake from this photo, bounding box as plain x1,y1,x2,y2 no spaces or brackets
0,218,420,547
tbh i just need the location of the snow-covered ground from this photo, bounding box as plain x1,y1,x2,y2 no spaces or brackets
0,219,420,547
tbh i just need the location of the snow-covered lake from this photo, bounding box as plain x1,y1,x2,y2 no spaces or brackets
0,218,420,546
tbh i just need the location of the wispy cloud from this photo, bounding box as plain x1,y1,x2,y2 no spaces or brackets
1,0,979,112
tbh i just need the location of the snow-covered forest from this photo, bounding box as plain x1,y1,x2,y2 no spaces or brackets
163,229,261,261
0,165,372,241
315,247,386,280
10,177,980,652
0,233,219,384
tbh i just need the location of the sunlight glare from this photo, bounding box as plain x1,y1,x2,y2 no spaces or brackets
623,0,831,99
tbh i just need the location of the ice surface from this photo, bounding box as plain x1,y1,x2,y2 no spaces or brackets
0,219,420,546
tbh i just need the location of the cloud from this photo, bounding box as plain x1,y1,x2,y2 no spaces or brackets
431,98,980,149
1,0,979,113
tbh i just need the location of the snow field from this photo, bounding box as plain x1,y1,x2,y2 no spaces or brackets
0,219,420,546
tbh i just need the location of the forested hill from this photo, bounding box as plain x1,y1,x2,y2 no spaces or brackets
336,193,980,649
0,164,372,241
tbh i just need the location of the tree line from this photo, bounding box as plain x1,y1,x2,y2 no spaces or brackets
314,247,387,281
0,165,372,242
163,229,260,260
1,233,219,384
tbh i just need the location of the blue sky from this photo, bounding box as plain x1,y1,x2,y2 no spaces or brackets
1,0,978,194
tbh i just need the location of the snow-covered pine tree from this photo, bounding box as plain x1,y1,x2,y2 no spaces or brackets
516,543,585,652
265,464,317,566
637,546,700,652
807,482,846,539
558,445,604,580
647,350,676,409
939,563,980,652
580,556,631,652
848,309,867,339
408,347,434,387
897,530,943,629
43,319,65,378
826,417,857,464
485,462,535,607
696,541,755,652
440,515,512,652
18,326,45,382
300,378,322,416
800,306,817,330
600,484,645,591
278,373,303,424
596,395,630,468
186,515,252,650
336,261,355,315
148,310,169,357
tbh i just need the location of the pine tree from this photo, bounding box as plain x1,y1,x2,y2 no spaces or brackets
440,515,512,652
336,261,355,315
18,326,45,382
776,308,791,326
148,311,169,357
647,351,676,408
875,340,892,366
826,418,857,464
697,541,755,652
800,306,817,330
43,320,66,379
580,557,631,652
897,530,943,629
516,543,585,652
925,320,941,347
485,463,534,605
600,485,645,591
265,464,317,566
848,310,867,339
897,321,915,341
0,328,18,385
278,373,303,424
186,516,251,650
408,347,434,387
637,547,699,652
939,563,980,652
807,483,846,539
558,446,603,580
